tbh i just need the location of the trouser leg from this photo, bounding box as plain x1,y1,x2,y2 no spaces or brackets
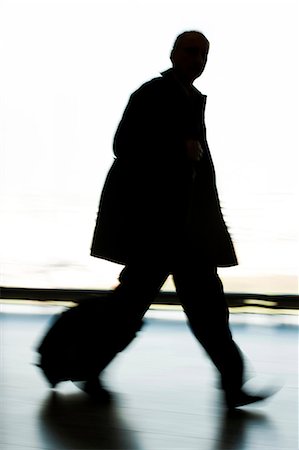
114,263,169,317
173,264,244,394
94,263,169,375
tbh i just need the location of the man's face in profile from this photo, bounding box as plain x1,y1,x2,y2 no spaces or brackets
171,33,209,83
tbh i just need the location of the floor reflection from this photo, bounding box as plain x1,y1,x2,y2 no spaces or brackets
38,390,276,450
214,409,274,450
38,391,143,450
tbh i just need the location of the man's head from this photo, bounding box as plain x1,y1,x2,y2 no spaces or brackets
171,31,209,84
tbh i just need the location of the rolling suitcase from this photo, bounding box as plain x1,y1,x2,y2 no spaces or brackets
36,296,142,387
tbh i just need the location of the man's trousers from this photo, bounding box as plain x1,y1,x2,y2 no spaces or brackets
101,256,244,396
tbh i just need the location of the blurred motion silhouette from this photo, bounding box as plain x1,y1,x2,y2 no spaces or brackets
38,31,272,409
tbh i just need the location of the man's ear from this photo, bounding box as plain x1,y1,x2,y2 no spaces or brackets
170,49,174,64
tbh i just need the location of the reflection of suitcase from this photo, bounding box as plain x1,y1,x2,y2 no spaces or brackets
36,297,142,388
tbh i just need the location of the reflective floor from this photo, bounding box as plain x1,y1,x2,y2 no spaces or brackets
0,304,298,450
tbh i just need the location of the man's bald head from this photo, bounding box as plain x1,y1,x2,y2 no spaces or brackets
171,31,210,84
172,31,209,52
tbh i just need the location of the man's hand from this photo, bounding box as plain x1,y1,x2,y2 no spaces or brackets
185,139,204,161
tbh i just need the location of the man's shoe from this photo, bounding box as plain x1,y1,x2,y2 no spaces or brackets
225,390,269,410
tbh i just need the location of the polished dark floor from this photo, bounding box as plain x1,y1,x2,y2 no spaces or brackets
0,304,298,450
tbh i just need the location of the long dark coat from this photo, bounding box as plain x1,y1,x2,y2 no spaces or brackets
90,69,237,267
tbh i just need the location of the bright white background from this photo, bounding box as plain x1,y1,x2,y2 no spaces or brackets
0,0,298,293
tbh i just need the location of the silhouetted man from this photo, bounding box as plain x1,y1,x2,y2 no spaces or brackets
90,31,267,409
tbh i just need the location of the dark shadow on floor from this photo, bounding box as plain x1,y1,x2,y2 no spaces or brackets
38,391,143,450
213,409,274,450
38,390,275,450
